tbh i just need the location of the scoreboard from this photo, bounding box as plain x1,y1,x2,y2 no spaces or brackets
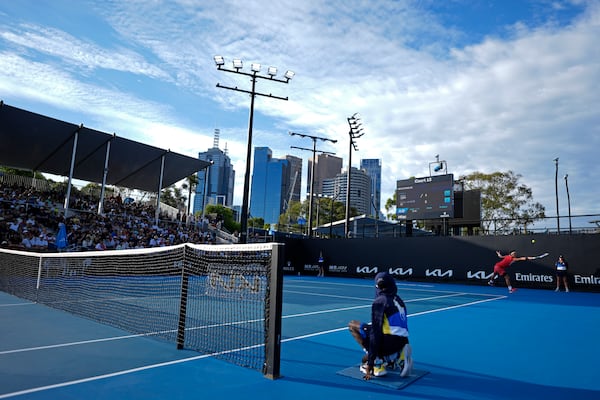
396,174,454,220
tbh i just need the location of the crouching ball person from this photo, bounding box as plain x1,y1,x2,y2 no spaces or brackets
348,272,413,380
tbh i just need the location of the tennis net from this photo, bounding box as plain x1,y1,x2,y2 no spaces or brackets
0,243,284,378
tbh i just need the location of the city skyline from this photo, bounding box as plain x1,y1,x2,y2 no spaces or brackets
193,129,235,215
1,1,598,229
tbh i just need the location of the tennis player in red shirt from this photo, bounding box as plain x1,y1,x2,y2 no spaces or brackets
488,250,533,293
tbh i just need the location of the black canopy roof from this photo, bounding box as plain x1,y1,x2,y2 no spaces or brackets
0,102,210,192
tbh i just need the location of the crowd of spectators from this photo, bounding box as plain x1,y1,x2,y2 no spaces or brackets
0,182,218,253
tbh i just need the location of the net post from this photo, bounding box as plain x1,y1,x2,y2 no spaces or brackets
36,257,42,290
176,247,189,350
36,256,43,303
263,243,284,379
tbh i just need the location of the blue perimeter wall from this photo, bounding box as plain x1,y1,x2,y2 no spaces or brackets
281,234,600,292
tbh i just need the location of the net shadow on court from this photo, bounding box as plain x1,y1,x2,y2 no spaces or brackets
1,266,600,400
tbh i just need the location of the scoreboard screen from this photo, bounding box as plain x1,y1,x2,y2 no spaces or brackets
396,174,454,220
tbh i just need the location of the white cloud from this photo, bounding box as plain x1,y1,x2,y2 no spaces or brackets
0,0,598,226
1,24,170,80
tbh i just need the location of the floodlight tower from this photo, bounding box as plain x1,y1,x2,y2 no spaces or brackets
554,157,560,234
289,132,337,237
345,113,365,238
213,56,294,243
564,173,572,234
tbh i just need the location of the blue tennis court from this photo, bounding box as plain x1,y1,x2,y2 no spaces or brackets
1,276,599,400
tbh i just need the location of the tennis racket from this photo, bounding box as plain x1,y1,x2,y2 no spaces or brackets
531,252,549,259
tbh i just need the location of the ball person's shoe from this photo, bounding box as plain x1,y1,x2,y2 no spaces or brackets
372,363,387,377
400,344,413,377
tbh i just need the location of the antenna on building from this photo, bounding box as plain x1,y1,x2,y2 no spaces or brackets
224,142,228,156
213,128,220,149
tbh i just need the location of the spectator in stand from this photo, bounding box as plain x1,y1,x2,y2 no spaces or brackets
31,232,48,251
103,235,116,250
94,239,107,251
1,181,218,252
9,218,23,233
20,230,33,248
81,234,94,250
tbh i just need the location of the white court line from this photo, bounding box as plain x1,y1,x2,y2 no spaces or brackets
290,278,435,288
0,342,264,399
1,292,496,354
0,302,36,307
287,279,497,296
0,292,506,398
282,294,507,342
281,291,477,318
0,332,167,355
285,289,373,301
288,280,438,291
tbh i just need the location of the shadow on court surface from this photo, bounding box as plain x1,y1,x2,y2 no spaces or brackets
336,365,428,389
1,279,600,400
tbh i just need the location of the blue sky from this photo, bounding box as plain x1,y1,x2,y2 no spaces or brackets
1,0,598,229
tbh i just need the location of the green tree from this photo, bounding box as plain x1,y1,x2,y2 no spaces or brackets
0,166,45,179
160,185,186,210
384,191,397,221
462,171,545,234
278,198,357,235
278,200,304,233
80,183,101,198
317,198,347,225
181,174,198,217
248,216,265,229
205,204,240,233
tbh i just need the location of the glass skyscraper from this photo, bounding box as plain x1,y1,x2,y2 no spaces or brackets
285,155,302,207
360,158,382,218
250,147,290,225
323,167,372,215
193,129,235,215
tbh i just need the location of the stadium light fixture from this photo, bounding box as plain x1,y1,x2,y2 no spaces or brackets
289,131,337,237
214,56,294,243
213,55,225,66
554,157,560,234
345,113,365,238
284,70,295,81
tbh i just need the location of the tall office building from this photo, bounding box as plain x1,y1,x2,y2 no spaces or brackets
306,154,343,197
360,159,382,217
250,147,290,225
322,167,372,215
285,155,302,207
193,129,235,215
